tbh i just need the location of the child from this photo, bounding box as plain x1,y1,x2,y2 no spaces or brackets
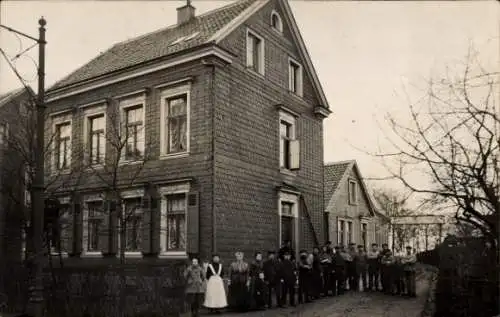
253,272,268,310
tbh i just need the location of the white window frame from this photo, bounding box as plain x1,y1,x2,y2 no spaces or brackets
50,196,71,258
246,28,265,76
278,191,299,256
279,110,297,172
118,94,146,164
118,188,145,258
0,122,8,146
337,218,354,246
337,219,345,246
346,220,353,244
361,221,369,249
51,114,72,174
82,104,107,168
288,57,303,97
159,182,190,258
159,84,191,159
81,193,106,258
270,10,283,33
348,179,358,205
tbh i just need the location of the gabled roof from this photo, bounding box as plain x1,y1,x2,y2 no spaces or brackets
48,0,330,109
49,0,258,91
0,87,34,109
324,160,377,216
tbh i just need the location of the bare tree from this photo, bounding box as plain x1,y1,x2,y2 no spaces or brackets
372,187,418,251
376,47,499,246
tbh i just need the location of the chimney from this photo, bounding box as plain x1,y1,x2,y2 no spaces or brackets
177,0,196,25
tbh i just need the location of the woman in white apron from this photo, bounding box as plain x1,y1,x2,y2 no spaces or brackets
204,254,228,313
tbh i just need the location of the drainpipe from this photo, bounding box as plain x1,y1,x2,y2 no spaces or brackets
202,59,217,255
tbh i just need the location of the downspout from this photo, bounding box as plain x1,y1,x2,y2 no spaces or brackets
202,59,217,255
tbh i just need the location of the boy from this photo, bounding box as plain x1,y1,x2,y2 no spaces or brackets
367,243,380,291
253,272,268,310
280,251,297,307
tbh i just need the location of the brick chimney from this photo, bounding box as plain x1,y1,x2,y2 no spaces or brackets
177,0,196,25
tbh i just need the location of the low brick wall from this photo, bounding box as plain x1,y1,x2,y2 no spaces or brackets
2,259,189,317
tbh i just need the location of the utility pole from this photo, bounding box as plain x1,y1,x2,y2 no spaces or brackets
1,17,47,317
29,17,47,317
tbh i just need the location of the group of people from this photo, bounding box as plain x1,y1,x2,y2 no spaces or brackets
183,240,418,317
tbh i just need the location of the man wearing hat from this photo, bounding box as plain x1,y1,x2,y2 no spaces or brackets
279,250,297,307
263,250,281,308
400,246,417,297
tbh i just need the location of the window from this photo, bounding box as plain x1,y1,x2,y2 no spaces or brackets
55,122,71,170
165,194,187,252
246,29,264,75
338,220,345,246
124,105,144,160
166,95,188,154
122,197,143,252
289,59,303,96
0,123,7,146
348,180,357,204
280,120,292,169
280,201,294,246
84,201,105,253
56,203,72,254
361,223,368,249
279,110,299,171
271,11,283,33
88,114,105,165
347,221,353,244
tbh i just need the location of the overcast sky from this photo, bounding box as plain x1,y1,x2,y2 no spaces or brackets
1,0,498,203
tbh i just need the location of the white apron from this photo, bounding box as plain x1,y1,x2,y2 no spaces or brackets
203,264,228,309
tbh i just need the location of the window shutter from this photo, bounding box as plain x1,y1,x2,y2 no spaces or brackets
289,139,300,170
246,35,253,67
72,195,82,256
107,200,118,256
186,191,199,255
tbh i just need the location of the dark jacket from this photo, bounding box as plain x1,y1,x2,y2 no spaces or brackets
263,259,280,284
280,259,297,284
249,260,264,279
333,252,345,268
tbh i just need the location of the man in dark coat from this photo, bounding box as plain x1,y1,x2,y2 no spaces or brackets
262,250,281,308
311,247,323,298
320,245,334,296
347,243,358,291
279,251,297,307
297,250,312,303
332,246,346,295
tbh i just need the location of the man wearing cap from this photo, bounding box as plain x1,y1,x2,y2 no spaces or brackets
401,246,417,297
346,243,357,291
366,243,380,291
263,250,281,308
332,246,346,295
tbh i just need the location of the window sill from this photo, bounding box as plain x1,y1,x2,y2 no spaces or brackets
123,252,143,259
50,251,69,258
118,159,144,166
289,90,304,100
158,251,188,259
81,251,103,258
51,169,72,176
280,168,296,177
159,152,189,160
246,66,265,78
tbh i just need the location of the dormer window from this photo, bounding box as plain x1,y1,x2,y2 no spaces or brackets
271,11,283,33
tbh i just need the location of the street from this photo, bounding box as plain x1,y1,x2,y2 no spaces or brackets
213,269,433,317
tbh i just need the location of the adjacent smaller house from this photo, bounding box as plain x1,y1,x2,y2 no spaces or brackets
324,160,388,248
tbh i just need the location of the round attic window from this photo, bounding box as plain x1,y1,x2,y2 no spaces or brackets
271,11,283,33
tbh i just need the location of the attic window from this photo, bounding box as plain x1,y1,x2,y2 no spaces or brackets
271,11,283,33
168,31,200,46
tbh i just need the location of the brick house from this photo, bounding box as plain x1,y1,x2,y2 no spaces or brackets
44,0,331,266
324,160,389,249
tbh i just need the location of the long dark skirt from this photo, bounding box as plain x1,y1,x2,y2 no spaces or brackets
229,281,250,312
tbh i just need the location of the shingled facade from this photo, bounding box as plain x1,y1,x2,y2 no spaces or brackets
44,0,331,264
